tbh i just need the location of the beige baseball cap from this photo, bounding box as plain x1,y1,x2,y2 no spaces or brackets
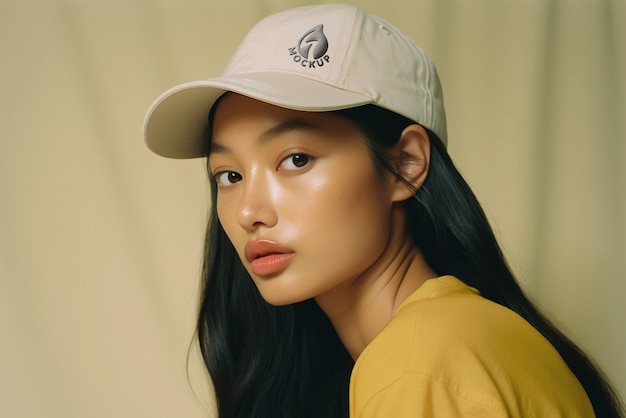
144,3,447,158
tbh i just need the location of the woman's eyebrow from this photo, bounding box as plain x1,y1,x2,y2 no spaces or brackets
210,118,321,153
259,118,320,144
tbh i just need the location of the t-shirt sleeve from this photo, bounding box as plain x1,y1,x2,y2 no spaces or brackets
356,371,508,418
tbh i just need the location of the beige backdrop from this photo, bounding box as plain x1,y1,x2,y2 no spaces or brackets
1,0,624,417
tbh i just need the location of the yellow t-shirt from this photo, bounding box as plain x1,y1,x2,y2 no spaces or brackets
349,276,595,417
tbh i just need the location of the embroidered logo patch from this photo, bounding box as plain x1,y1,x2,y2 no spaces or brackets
288,24,330,69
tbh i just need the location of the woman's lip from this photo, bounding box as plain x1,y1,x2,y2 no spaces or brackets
244,240,295,276
250,253,295,276
244,240,294,263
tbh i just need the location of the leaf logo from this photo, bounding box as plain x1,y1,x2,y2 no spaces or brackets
288,24,331,69
297,24,328,59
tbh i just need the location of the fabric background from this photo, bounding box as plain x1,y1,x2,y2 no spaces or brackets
1,0,624,416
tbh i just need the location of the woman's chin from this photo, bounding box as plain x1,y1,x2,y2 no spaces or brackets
259,291,309,307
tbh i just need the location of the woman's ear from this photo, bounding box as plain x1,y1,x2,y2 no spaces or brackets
389,124,431,202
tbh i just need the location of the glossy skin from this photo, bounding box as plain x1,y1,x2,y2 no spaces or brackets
209,93,436,357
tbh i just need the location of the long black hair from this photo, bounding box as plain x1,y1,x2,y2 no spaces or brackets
197,102,625,417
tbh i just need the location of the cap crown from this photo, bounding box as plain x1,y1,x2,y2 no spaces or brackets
223,4,447,143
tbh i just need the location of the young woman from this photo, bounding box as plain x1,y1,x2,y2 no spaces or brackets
144,4,624,417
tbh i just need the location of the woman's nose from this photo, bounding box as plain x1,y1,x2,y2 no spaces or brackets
236,170,278,232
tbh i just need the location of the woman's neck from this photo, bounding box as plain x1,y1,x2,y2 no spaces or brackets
314,235,436,360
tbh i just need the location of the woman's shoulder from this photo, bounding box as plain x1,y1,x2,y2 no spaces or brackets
350,276,595,417
357,276,541,371
392,275,532,342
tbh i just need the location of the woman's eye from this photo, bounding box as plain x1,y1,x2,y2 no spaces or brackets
279,153,311,171
214,171,242,186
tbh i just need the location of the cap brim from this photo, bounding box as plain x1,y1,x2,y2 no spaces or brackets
143,72,373,159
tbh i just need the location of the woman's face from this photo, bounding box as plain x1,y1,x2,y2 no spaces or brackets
209,93,400,306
